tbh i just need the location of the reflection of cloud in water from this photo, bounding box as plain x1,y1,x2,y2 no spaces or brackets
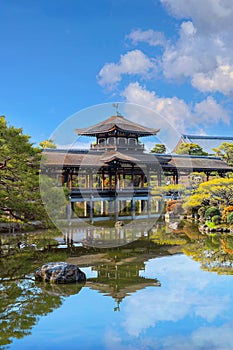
122,255,231,337
192,323,233,349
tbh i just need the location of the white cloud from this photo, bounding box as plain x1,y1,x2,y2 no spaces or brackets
181,21,197,36
161,22,220,81
192,61,233,94
122,82,230,136
159,0,233,94
126,29,166,47
97,0,233,124
161,0,233,33
122,1,233,95
97,50,156,89
122,82,191,133
194,96,230,125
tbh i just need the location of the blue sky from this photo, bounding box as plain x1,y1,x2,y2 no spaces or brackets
1,0,233,146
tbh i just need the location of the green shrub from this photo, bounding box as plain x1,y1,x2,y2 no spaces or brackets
204,206,220,219
212,215,221,225
227,212,233,224
198,206,206,218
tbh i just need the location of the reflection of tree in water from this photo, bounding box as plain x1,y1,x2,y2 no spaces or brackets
182,232,233,274
0,240,83,349
3,220,233,347
149,220,233,275
150,227,188,246
0,279,84,348
0,279,59,348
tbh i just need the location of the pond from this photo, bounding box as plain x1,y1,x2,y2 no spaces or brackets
1,219,233,350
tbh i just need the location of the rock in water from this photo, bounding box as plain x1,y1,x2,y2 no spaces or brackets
35,262,86,284
115,221,124,227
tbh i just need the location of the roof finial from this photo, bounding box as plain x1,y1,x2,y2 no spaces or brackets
112,103,121,116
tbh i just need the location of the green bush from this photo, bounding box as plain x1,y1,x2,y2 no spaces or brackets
204,207,220,219
198,206,206,218
227,212,233,224
212,215,221,225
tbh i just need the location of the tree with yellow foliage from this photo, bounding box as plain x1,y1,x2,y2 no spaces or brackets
183,177,233,215
39,139,56,149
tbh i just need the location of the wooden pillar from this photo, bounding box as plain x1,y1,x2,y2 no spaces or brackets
63,171,69,186
131,169,135,187
140,174,144,188
117,173,121,189
109,174,113,190
115,172,117,189
102,170,105,190
69,172,73,189
122,174,126,188
71,202,75,218
138,200,142,214
157,171,161,186
114,199,119,220
84,201,88,217
101,201,106,215
131,200,135,217
147,171,151,188
89,171,93,189
172,172,178,184
83,173,87,188
90,200,93,219
147,196,151,217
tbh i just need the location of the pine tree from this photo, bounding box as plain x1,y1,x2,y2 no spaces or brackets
0,116,44,222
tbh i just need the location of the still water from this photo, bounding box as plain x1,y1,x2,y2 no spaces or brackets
1,219,233,350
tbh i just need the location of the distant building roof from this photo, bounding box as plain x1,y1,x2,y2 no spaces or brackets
173,134,233,154
75,115,160,137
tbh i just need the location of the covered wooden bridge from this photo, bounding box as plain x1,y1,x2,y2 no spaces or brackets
41,114,232,219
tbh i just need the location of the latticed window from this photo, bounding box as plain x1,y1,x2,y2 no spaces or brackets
129,138,137,145
118,137,126,145
108,137,116,145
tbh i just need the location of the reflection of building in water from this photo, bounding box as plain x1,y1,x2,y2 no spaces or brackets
42,112,232,221
88,261,161,311
61,219,156,248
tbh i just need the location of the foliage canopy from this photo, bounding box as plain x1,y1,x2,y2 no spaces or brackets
212,141,233,166
150,144,166,154
0,116,45,223
175,142,208,155
183,177,233,211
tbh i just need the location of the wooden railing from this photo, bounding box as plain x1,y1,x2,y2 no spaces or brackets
70,187,150,200
90,143,145,151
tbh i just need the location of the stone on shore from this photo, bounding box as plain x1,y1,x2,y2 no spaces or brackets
35,262,86,284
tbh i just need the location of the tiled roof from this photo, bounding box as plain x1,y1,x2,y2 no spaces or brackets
42,150,232,172
167,155,232,171
100,151,140,164
173,134,233,154
75,115,159,137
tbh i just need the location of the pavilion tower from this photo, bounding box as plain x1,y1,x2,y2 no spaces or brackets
75,114,160,153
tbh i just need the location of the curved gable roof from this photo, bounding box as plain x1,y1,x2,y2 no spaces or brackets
75,115,159,137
